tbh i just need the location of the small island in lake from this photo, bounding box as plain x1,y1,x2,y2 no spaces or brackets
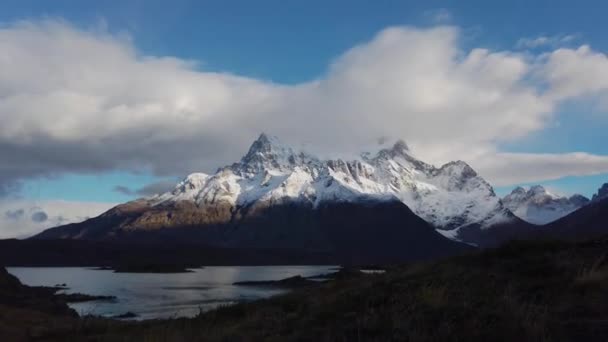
233,275,318,288
94,264,198,274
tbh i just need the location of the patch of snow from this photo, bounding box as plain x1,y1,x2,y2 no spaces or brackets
435,227,462,241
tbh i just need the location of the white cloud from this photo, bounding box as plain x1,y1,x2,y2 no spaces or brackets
516,34,577,49
113,179,178,197
0,19,607,194
0,199,116,239
540,45,608,102
471,152,608,186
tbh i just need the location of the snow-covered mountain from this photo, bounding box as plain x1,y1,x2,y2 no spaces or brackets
502,185,589,225
34,134,519,253
148,134,513,234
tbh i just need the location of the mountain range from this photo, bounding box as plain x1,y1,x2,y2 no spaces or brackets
29,134,608,264
501,185,590,225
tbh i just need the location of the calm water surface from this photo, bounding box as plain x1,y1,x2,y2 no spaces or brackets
8,265,336,320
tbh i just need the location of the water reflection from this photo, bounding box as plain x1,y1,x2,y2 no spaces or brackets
8,265,336,320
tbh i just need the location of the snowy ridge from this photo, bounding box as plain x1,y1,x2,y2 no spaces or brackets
149,134,514,232
502,185,589,225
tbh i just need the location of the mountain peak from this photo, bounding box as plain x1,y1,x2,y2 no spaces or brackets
439,160,477,178
502,185,589,225
371,138,417,162
569,194,591,207
243,133,291,160
246,133,282,154
592,183,608,202
511,186,527,194
529,185,547,195
507,185,554,200
236,134,314,174
391,139,409,154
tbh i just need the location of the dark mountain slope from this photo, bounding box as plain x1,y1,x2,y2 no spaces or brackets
30,200,470,265
456,217,537,248
543,197,608,240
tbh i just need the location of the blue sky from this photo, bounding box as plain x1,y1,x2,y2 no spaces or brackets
2,0,608,203
4,0,608,84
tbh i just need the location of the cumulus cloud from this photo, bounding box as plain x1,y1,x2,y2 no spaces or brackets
0,19,608,191
539,45,608,102
0,200,116,239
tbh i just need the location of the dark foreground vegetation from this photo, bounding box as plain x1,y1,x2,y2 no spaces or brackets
3,237,608,341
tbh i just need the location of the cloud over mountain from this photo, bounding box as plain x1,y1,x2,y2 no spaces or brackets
1,19,608,193
113,180,177,197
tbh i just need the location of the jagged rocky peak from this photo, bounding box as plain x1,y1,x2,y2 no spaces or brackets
529,185,548,196
514,185,588,205
430,160,481,192
502,185,589,225
372,139,410,158
236,133,315,174
240,133,289,163
513,186,526,193
392,139,409,152
437,160,477,177
361,137,409,157
505,185,551,202
508,186,528,198
378,139,410,158
368,138,435,173
243,133,281,157
592,183,608,202
569,194,591,207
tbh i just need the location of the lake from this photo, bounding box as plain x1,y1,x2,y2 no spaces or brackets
7,265,337,320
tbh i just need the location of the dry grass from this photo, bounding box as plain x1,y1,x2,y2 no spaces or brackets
417,283,448,309
574,254,608,286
